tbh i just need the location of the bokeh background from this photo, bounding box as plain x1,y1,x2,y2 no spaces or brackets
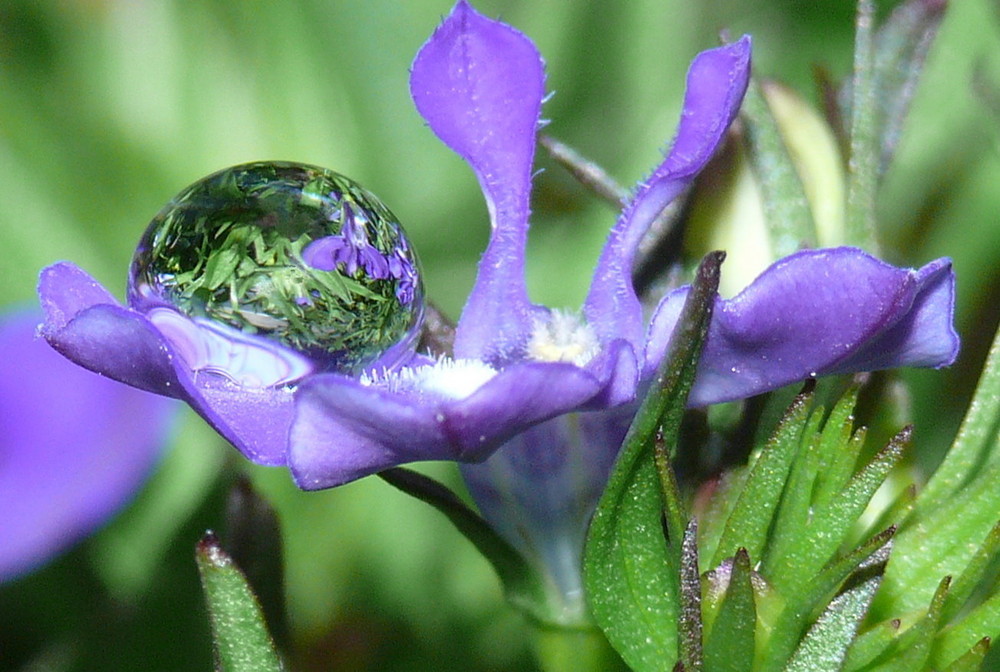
1,0,998,670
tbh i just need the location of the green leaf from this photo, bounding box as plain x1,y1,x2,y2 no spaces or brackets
584,251,723,671
932,586,1000,668
738,77,818,257
709,391,814,569
911,324,1000,518
760,407,827,570
195,532,283,672
940,521,1000,624
765,427,909,597
703,548,755,672
757,529,894,672
941,638,991,672
202,244,242,292
874,329,1000,621
863,576,950,672
785,568,882,672
843,617,903,671
812,385,862,508
376,467,547,621
845,0,879,251
679,522,704,671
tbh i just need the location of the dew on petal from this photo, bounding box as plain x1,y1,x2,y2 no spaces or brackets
128,162,424,381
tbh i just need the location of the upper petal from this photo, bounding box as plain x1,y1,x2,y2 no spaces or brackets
38,262,292,466
585,37,752,350
289,360,608,490
643,248,959,406
0,310,174,581
411,1,545,361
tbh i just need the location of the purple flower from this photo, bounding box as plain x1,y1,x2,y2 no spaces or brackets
36,0,957,520
287,3,757,490
0,310,173,582
302,202,392,281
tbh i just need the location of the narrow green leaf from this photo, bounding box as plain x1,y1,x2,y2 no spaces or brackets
766,428,908,597
865,577,950,672
657,428,690,565
195,532,283,672
695,465,751,571
932,586,1000,668
703,548,755,672
785,572,882,672
845,0,880,251
203,245,242,292
584,252,723,671
941,638,991,672
758,529,894,672
710,392,814,569
941,520,1000,624
914,324,1000,516
876,457,1000,618
859,479,913,547
812,386,862,508
679,521,704,671
376,468,547,619
739,77,818,256
843,617,902,671
761,409,826,570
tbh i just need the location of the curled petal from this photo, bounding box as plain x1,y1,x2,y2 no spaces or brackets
38,262,293,466
411,0,545,360
827,257,958,373
644,248,960,406
0,311,174,581
289,361,611,489
585,37,752,350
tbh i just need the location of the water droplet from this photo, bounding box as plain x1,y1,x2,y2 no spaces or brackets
129,161,424,384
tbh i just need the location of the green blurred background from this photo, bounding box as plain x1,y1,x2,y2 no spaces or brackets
0,1,997,670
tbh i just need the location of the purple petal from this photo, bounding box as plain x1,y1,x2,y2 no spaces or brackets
644,248,959,406
0,311,174,581
289,361,607,489
38,262,293,466
460,407,632,603
826,257,959,372
359,247,390,279
301,236,346,271
585,37,751,350
411,1,545,360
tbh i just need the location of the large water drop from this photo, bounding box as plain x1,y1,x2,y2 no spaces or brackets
128,161,424,385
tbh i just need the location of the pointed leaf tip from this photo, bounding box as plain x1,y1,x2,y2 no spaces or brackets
196,530,231,568
196,531,283,672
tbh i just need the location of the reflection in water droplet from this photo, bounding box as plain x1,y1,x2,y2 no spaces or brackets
128,162,424,385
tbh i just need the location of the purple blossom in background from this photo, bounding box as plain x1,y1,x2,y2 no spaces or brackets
0,311,174,582
35,0,958,611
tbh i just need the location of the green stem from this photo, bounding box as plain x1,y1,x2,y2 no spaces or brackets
845,0,880,252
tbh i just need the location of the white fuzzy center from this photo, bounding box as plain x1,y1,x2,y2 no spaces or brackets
525,310,600,366
362,358,497,400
